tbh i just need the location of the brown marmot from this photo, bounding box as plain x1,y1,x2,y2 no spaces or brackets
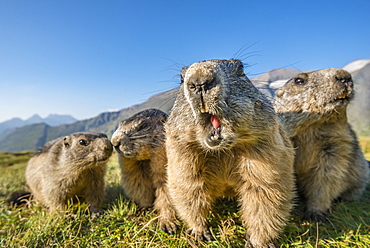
165,59,295,248
111,109,177,234
273,68,370,222
24,132,113,217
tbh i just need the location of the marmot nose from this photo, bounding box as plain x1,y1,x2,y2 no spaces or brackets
111,137,120,147
335,73,353,87
106,142,113,153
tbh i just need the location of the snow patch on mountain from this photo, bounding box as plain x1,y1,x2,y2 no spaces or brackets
269,79,288,89
343,59,370,73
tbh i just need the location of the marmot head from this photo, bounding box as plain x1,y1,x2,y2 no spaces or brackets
178,59,276,150
61,132,113,167
274,68,354,115
111,109,167,160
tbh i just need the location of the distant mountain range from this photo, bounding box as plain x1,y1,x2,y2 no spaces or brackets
0,114,78,143
0,90,177,152
0,59,369,152
0,114,77,133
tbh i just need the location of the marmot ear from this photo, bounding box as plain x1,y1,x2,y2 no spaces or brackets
64,136,71,148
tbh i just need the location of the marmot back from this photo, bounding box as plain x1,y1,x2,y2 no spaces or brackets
274,68,370,222
25,132,113,217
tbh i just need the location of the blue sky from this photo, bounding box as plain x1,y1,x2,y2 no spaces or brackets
1,0,369,123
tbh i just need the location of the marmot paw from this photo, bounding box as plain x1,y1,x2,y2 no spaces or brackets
245,234,278,248
186,227,213,241
304,209,329,223
159,218,178,235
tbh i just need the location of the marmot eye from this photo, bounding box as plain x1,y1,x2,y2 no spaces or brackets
294,78,305,85
237,65,245,76
188,83,196,90
138,123,148,131
79,139,88,146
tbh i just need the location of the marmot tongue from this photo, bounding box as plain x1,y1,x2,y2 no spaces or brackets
210,115,220,129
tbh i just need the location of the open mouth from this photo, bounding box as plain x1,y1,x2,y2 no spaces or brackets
335,90,351,101
210,115,221,140
337,90,347,99
202,113,222,147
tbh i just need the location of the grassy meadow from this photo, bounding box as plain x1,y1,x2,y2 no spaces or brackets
1,138,370,247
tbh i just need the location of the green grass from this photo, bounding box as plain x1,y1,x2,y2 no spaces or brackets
359,136,370,160
1,144,370,248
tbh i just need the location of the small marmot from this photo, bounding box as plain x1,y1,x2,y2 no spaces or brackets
24,132,113,217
